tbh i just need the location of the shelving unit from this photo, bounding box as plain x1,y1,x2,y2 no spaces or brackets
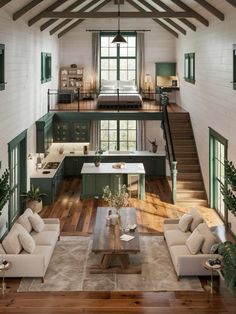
60,66,83,92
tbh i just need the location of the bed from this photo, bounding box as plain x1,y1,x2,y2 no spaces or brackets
97,80,143,109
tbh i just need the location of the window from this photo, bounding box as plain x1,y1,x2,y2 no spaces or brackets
184,53,195,84
41,52,52,83
0,44,5,91
100,33,136,82
233,44,236,90
100,120,137,151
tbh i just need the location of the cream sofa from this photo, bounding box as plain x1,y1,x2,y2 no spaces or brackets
164,209,221,278
0,208,60,282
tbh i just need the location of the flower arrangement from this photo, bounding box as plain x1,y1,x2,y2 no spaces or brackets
94,148,105,166
103,185,129,210
147,138,158,153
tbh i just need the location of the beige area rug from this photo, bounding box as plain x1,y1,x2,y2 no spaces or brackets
18,236,203,292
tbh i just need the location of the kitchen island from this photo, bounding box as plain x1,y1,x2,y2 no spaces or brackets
81,163,145,200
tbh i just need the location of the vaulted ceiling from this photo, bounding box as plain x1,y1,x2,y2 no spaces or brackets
0,0,236,38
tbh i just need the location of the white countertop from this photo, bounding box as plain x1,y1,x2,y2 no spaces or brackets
81,163,145,174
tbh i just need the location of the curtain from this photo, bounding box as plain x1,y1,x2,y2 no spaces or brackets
92,32,100,91
137,33,145,90
90,120,100,151
137,120,146,151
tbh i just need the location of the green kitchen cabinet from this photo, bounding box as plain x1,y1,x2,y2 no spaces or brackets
72,122,90,142
155,62,176,76
36,113,54,153
82,174,96,197
53,121,70,142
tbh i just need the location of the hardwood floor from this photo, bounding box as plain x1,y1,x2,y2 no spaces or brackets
0,178,235,313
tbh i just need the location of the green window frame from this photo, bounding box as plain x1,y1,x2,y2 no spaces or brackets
0,44,5,91
100,120,137,151
41,52,52,83
100,32,137,83
184,52,195,84
233,44,236,90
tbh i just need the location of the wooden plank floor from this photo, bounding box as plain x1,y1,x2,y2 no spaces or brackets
0,177,235,313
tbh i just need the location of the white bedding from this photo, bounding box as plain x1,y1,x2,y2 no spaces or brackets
98,90,142,104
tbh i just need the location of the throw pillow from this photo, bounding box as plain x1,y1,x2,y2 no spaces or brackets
189,208,204,232
29,213,45,233
101,85,115,91
186,229,204,254
18,233,35,254
17,208,34,233
197,223,220,254
0,244,6,254
178,214,193,232
2,223,29,254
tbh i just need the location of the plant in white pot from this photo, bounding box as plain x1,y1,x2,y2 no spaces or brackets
21,185,46,213
0,168,13,229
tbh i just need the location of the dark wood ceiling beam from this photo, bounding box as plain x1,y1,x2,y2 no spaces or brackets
138,0,186,35
171,0,209,26
151,0,196,31
28,0,68,27
49,0,99,35
225,0,236,7
193,0,224,20
57,0,111,38
0,0,11,9
127,0,178,38
40,0,86,31
13,0,44,21
41,11,199,18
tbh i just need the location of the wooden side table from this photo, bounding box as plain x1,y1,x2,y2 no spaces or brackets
0,261,10,295
203,260,222,294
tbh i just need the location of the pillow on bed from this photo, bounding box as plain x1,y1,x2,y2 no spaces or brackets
101,85,115,91
120,85,137,92
101,79,117,86
118,80,135,87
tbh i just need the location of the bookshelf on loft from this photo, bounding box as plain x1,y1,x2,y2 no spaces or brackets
59,66,84,102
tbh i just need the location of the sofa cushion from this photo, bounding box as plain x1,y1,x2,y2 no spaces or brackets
43,223,60,233
21,245,54,271
18,232,35,254
17,208,34,233
165,229,191,247
189,208,204,232
169,245,191,270
29,213,45,233
164,223,179,233
0,244,6,254
178,214,193,232
197,222,220,254
2,223,29,254
186,229,204,254
31,230,58,246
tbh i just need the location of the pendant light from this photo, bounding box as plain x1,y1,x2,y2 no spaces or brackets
112,0,127,44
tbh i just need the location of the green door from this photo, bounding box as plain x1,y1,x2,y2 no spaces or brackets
209,128,228,221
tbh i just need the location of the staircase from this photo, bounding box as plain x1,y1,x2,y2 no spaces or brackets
168,112,208,207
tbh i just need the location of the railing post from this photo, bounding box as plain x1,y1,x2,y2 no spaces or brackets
47,89,50,112
117,88,120,112
172,161,177,204
77,88,80,111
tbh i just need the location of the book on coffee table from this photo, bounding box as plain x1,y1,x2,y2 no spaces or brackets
120,234,135,242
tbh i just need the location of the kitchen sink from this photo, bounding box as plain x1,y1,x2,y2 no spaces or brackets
44,162,60,169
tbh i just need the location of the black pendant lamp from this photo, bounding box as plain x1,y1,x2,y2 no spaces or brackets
112,0,127,44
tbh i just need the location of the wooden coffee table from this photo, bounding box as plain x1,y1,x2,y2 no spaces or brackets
90,207,141,274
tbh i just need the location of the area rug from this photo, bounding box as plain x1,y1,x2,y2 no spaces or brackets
18,236,203,292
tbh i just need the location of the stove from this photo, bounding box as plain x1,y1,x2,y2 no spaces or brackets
44,162,60,169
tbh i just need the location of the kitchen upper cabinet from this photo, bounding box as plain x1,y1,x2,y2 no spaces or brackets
156,62,176,76
53,121,70,142
36,113,54,153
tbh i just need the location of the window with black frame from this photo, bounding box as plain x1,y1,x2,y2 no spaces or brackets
100,32,136,82
0,44,5,91
233,44,236,90
41,52,52,83
184,52,195,84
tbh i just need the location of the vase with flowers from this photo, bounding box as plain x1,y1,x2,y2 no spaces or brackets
94,148,105,167
148,138,158,153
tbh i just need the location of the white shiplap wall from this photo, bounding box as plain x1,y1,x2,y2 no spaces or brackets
0,8,59,236
176,5,236,232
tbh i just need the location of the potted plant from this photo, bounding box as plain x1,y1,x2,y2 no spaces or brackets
103,184,129,214
94,148,105,167
0,168,13,229
21,185,46,213
225,159,236,190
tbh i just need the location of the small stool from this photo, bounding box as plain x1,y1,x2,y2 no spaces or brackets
0,261,11,295
203,260,222,294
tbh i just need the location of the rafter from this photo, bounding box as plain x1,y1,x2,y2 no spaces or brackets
13,0,44,21
40,11,200,19
171,0,209,26
40,0,86,31
0,0,11,9
28,0,68,27
57,0,111,38
151,0,196,31
49,0,99,35
127,0,178,38
138,0,186,35
225,0,236,7
193,0,224,20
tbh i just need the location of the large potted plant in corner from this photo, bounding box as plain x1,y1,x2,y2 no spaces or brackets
21,185,46,213
225,159,236,190
0,168,13,229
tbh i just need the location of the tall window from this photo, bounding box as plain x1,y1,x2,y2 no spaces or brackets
233,44,236,91
100,33,136,81
100,120,136,151
184,52,195,84
0,44,5,91
41,52,52,83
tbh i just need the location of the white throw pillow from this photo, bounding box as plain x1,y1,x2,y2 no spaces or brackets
197,223,220,254
186,229,204,255
17,208,34,233
101,79,117,86
2,223,29,254
18,233,35,254
189,208,204,232
118,79,135,86
101,85,115,91
178,214,193,232
119,85,137,92
29,213,45,233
